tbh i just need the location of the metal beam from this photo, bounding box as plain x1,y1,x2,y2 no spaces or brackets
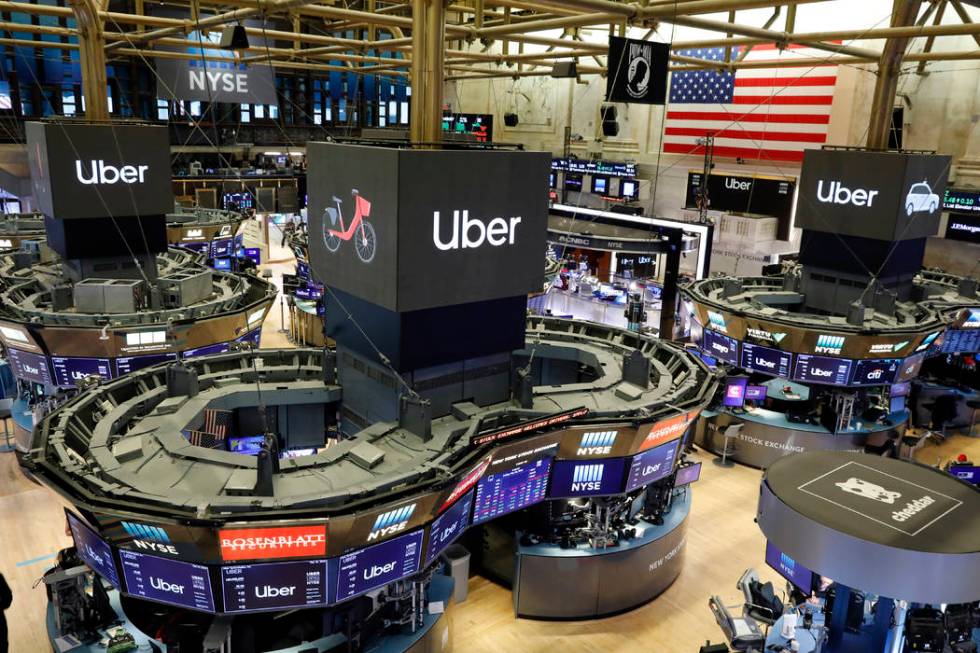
867,0,925,149
70,0,108,120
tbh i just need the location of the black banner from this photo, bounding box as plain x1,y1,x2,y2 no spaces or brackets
945,212,980,244
605,37,669,105
685,171,795,219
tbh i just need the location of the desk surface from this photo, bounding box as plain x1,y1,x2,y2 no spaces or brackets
703,406,907,436
518,490,690,559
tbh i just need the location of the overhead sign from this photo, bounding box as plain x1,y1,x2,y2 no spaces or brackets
945,212,980,244
472,407,589,446
606,36,669,105
219,524,327,561
547,229,665,255
552,157,637,178
156,30,277,104
796,149,951,241
942,187,980,214
685,171,795,220
26,121,173,220
308,143,550,312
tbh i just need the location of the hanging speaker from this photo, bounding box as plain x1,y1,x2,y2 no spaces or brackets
550,61,578,78
600,105,617,121
602,120,619,137
219,25,249,50
504,113,519,127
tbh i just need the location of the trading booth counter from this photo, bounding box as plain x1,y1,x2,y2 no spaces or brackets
758,451,980,605
46,575,454,653
11,397,33,453
513,491,689,619
695,407,905,468
289,298,327,347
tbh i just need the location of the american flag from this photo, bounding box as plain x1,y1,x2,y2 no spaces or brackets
664,45,838,163
202,408,232,439
185,430,224,449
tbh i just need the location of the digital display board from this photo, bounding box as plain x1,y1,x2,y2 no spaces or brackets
424,490,473,566
115,353,176,376
945,213,980,244
591,176,609,195
765,541,814,592
473,457,552,524
684,172,795,219
442,113,493,142
66,510,120,587
739,342,792,377
548,458,627,498
674,462,701,487
745,385,767,401
793,355,852,386
182,341,231,358
620,179,639,200
296,261,311,280
211,238,234,258
942,187,980,214
625,439,679,493
940,329,980,354
723,377,748,408
6,347,53,385
336,530,423,601
850,358,900,386
51,356,112,387
220,560,328,613
702,329,738,365
896,353,925,382
120,549,215,612
552,157,637,178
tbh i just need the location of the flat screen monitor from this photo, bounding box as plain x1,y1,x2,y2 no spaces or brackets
115,353,176,376
119,549,215,612
211,238,233,258
765,541,815,593
897,353,925,382
472,456,552,524
699,353,718,368
625,439,679,493
243,248,261,265
723,377,749,408
620,179,639,200
890,381,911,397
850,358,900,386
740,342,792,377
66,510,120,587
564,174,583,192
940,329,980,354
744,385,768,401
182,342,230,359
181,241,210,254
336,530,424,601
591,176,609,195
548,458,627,499
296,261,311,280
220,560,329,613
674,462,702,487
948,465,979,486
549,171,557,189
889,396,907,414
228,435,265,455
213,258,232,271
51,356,113,387
793,355,853,386
6,348,53,386
702,329,739,365
424,490,474,566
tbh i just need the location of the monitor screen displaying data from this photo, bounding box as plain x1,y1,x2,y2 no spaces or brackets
336,530,424,601
625,439,680,493
473,456,552,524
674,463,702,487
739,342,792,377
182,342,231,359
793,355,852,386
120,550,215,612
51,356,112,387
221,560,329,613
850,358,900,386
765,541,814,592
6,348,53,385
66,511,120,587
548,458,627,498
702,329,739,365
115,353,176,376
424,490,474,566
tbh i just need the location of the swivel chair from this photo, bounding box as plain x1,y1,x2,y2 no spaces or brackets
708,595,765,651
737,569,784,627
714,423,742,468
903,606,946,652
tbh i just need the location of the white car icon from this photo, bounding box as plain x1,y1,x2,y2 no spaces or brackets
905,181,939,216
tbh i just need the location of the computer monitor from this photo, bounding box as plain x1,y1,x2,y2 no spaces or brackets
674,462,701,487
564,174,583,192
549,171,557,189
591,176,609,195
213,258,232,271
744,385,767,401
699,353,718,368
765,541,815,593
723,377,748,408
889,395,907,414
890,381,911,397
620,179,639,200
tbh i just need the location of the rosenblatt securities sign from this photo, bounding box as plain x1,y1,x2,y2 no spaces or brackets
156,29,278,105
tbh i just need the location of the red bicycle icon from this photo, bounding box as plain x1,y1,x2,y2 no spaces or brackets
322,189,377,264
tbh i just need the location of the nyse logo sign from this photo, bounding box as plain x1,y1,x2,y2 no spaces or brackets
570,464,605,493
815,334,845,355
219,525,326,561
122,521,179,556
577,431,617,456
706,311,727,333
367,504,416,542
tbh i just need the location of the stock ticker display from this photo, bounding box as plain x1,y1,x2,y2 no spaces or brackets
472,456,553,524
120,550,216,612
336,530,424,601
625,440,680,493
221,560,329,613
66,511,121,588
425,490,474,566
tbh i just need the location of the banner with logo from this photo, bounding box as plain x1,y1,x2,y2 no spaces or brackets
605,37,669,105
945,212,980,244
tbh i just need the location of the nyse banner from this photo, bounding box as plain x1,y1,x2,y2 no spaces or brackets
606,37,669,105
796,149,951,241
26,121,173,220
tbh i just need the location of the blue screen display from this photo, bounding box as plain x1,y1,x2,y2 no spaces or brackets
211,238,233,258
115,353,177,376
739,343,791,377
182,342,231,359
66,511,120,588
941,329,980,354
793,355,852,386
213,258,232,271
336,530,424,601
896,353,925,382
625,439,679,493
850,358,900,386
765,541,814,592
702,329,739,365
7,348,53,385
236,329,262,347
548,458,627,498
120,549,215,612
425,490,474,566
244,248,261,265
51,356,112,387
472,457,552,524
228,435,265,454
220,560,328,613
296,261,311,280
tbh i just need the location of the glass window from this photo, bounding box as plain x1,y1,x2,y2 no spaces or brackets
156,98,168,120
254,104,265,119
269,104,278,119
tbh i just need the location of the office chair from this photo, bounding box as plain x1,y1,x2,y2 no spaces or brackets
737,569,784,627
714,423,742,468
708,595,765,651
903,606,947,652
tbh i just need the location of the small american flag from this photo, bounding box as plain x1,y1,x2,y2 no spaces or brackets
664,45,838,163
202,408,232,439
186,430,224,449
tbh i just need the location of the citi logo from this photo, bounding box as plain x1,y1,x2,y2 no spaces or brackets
707,311,727,332
815,334,845,355
865,369,884,380
432,210,522,250
815,180,879,207
75,160,150,185
364,561,397,580
577,431,617,456
256,585,295,598
150,577,185,594
123,521,179,556
570,464,604,492
368,504,416,541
